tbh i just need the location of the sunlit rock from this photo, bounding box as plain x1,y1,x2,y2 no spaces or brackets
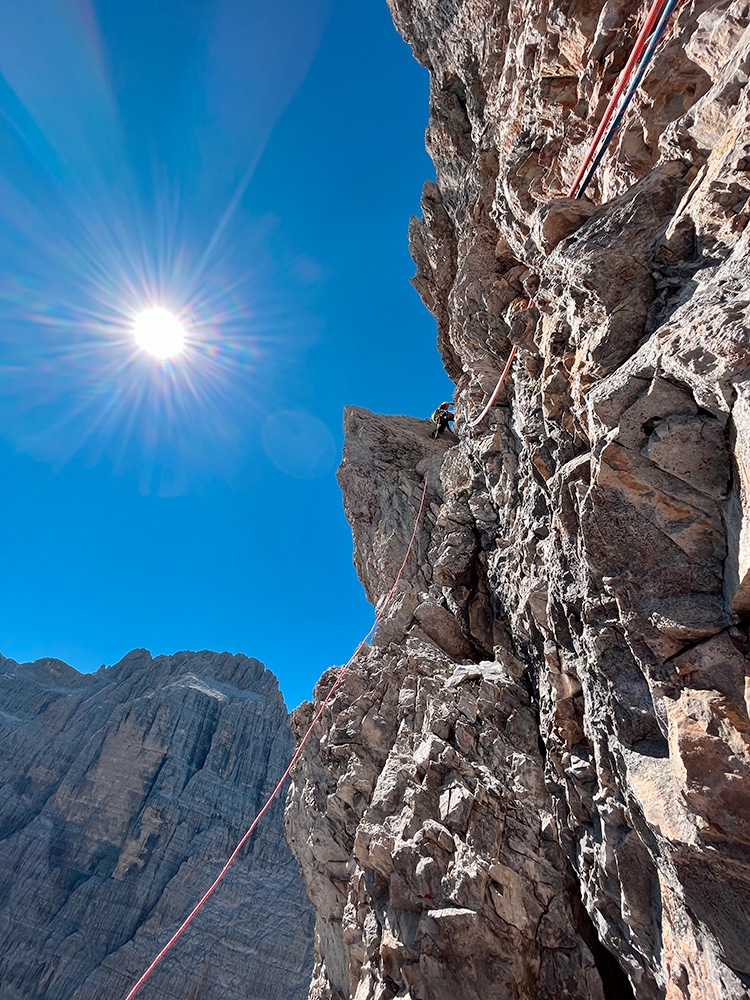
287,1,750,998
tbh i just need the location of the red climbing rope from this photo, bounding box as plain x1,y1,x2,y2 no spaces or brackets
573,0,683,198
466,345,518,429
568,0,670,197
468,0,679,427
121,466,432,1000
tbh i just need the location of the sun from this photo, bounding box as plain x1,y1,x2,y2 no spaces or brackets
132,307,186,359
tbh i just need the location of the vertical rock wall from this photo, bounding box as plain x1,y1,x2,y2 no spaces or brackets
287,2,750,998
0,649,314,999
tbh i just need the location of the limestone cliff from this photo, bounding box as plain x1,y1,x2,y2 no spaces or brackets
286,1,750,998
0,649,314,999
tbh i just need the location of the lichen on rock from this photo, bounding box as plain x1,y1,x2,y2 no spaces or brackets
287,1,750,998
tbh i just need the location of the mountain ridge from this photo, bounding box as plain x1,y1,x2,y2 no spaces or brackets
0,647,313,1000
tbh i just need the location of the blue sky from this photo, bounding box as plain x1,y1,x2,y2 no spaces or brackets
0,0,453,708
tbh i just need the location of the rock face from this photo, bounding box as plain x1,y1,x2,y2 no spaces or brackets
286,1,750,998
0,649,314,1000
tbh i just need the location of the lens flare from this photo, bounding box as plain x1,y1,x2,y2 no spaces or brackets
132,307,185,359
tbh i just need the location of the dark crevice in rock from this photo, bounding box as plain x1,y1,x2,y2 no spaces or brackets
661,624,734,667
569,880,637,1000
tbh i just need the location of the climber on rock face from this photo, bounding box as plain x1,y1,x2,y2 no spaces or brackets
431,401,454,439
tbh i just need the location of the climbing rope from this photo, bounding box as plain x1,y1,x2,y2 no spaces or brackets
121,4,689,988
121,464,432,1000
571,0,682,198
574,0,682,198
466,345,518,429
467,0,681,427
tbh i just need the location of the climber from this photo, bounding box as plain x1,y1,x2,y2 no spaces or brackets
431,401,455,439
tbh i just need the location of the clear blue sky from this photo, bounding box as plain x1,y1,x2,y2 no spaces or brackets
0,0,453,708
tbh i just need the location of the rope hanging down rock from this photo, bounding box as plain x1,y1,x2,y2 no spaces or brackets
468,0,681,427
121,467,432,1000
466,345,518,429
571,0,682,198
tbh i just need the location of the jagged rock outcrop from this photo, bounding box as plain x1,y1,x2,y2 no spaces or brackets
0,649,314,999
287,414,618,1000
287,1,750,998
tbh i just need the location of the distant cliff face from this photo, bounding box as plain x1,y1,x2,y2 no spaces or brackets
287,1,750,998
0,649,313,1000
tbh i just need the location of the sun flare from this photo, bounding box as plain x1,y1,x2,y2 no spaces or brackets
132,307,186,359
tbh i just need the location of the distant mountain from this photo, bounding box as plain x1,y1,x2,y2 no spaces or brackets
0,648,313,1000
